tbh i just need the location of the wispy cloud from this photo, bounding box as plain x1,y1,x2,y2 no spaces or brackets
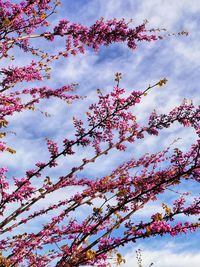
123,244,200,267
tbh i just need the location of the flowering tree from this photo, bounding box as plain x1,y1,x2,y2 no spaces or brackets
0,1,199,266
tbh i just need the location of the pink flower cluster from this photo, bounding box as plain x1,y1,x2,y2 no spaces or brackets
50,18,157,54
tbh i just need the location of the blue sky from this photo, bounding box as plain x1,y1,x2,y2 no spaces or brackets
1,0,200,266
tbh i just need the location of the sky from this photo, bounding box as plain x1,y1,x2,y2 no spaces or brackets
0,0,200,266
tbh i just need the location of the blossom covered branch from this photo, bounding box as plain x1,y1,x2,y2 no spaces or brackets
0,1,199,267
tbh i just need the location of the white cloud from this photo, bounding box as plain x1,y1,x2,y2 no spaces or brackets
123,246,200,267
89,0,200,29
